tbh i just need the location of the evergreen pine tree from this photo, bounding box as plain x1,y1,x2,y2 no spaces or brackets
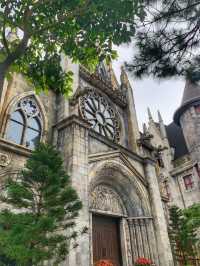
168,205,200,265
168,206,185,265
128,0,200,82
0,143,83,265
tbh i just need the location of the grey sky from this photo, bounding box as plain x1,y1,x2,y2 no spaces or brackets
113,44,185,130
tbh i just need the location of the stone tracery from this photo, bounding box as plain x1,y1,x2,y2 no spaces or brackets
79,89,120,142
5,96,42,149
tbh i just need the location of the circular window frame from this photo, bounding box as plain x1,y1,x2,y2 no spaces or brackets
79,88,121,142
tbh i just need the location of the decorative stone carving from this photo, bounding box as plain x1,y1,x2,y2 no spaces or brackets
20,97,40,117
0,153,11,167
90,185,124,214
79,66,127,107
79,89,120,142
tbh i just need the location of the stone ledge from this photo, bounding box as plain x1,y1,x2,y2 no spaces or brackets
143,157,157,166
90,208,127,218
0,138,31,157
53,114,91,131
170,161,193,176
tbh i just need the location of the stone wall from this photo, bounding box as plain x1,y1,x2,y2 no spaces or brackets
180,106,200,163
0,66,175,266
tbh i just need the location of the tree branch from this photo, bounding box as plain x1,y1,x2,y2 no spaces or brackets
31,0,92,35
143,1,200,27
2,4,11,55
1,5,32,69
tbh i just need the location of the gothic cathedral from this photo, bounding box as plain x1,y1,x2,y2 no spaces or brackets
0,60,176,266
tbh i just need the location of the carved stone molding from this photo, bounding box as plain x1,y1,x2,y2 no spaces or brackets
90,185,125,214
79,66,127,108
0,152,11,167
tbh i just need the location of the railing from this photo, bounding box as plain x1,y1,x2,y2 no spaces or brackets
127,217,159,265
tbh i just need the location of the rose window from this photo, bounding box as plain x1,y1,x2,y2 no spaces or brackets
80,90,120,142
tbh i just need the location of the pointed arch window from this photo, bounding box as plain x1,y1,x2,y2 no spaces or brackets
5,97,42,149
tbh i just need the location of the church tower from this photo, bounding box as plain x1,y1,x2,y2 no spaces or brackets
174,80,200,163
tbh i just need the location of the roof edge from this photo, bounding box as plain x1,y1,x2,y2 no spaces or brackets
174,97,200,125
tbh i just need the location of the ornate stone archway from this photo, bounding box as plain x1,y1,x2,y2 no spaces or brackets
89,159,151,216
89,160,159,266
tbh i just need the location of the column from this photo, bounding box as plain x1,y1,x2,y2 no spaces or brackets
128,219,138,262
144,158,174,266
56,116,90,266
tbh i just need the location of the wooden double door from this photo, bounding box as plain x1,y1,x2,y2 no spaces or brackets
92,214,122,266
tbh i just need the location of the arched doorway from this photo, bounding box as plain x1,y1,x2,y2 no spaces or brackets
90,185,126,266
92,214,122,266
89,161,159,266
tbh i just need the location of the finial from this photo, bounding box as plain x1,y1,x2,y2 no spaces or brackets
143,123,148,134
147,107,153,121
157,110,167,139
158,110,163,122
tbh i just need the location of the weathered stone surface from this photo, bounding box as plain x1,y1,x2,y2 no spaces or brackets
0,65,174,266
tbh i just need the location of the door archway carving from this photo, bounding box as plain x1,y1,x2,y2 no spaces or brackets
90,185,126,215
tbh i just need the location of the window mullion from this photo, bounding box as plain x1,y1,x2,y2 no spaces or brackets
22,115,28,146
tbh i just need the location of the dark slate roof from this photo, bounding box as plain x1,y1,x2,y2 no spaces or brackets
181,80,200,105
174,80,200,125
166,122,189,160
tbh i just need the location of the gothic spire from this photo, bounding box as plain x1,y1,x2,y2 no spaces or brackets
120,65,131,89
158,110,163,122
147,107,154,122
158,110,167,139
143,123,148,134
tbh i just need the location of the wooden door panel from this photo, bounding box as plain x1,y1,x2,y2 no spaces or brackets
93,215,122,266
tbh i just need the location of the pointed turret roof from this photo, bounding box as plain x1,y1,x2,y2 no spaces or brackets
181,80,200,105
174,80,200,125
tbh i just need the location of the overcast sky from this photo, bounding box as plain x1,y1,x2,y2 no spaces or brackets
112,44,185,130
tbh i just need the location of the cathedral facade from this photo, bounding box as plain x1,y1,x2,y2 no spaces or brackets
0,60,174,266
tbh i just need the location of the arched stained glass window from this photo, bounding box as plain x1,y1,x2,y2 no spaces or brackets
6,96,42,149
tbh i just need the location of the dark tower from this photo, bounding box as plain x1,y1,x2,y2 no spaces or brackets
174,80,200,162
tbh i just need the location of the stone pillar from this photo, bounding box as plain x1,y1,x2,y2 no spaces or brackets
55,115,90,266
148,218,159,265
56,57,79,123
144,159,174,266
120,67,140,153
